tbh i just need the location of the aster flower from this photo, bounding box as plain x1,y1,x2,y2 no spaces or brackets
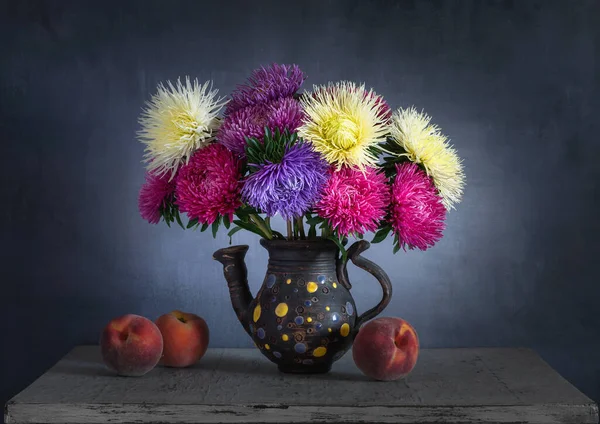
226,63,306,115
138,171,176,224
391,162,446,251
242,142,328,220
175,144,242,224
138,77,227,179
298,81,389,170
315,166,389,237
388,107,465,210
218,97,304,155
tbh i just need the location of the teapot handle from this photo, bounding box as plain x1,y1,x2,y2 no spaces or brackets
337,241,393,334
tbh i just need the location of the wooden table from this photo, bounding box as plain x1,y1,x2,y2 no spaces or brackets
4,346,598,424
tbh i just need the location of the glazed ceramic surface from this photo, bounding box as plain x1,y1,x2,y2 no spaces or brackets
214,239,391,373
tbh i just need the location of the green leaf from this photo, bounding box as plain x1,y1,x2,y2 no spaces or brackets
357,233,364,240
200,223,209,232
186,218,199,229
393,243,401,254
227,226,243,244
372,226,392,244
175,210,185,230
233,220,269,238
308,225,317,239
223,214,231,229
211,217,220,239
327,235,348,263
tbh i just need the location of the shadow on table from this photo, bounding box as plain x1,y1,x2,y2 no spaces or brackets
192,355,368,382
56,352,368,382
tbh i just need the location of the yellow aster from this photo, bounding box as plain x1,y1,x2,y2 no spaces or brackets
138,77,227,179
298,81,388,169
389,107,465,210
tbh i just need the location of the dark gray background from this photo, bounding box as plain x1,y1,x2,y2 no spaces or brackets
1,0,599,413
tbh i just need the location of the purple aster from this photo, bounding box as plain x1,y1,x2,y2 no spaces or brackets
226,63,306,115
241,143,328,220
218,97,304,155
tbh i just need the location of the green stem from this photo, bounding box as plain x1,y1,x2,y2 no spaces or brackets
296,217,306,240
287,220,293,240
250,214,273,240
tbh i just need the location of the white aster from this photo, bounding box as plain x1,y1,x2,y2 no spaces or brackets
138,77,227,179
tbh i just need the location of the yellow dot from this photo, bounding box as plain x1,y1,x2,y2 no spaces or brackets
275,303,289,317
332,282,337,288
306,317,313,323
306,282,318,293
282,334,289,341
328,328,332,333
265,344,270,350
253,305,261,322
286,278,292,284
313,347,327,357
340,323,350,337
325,306,330,311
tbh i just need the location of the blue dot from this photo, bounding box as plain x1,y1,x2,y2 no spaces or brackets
273,351,282,359
315,322,323,329
331,313,340,322
304,300,312,307
276,325,283,331
266,274,276,288
257,328,266,339
249,324,255,333
293,288,298,293
294,316,304,325
317,275,326,284
294,343,307,353
346,302,354,316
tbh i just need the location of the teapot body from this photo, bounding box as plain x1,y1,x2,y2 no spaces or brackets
247,239,356,373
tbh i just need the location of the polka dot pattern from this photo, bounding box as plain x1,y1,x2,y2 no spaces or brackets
249,271,357,371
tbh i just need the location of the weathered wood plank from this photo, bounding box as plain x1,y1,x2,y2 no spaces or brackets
5,346,598,424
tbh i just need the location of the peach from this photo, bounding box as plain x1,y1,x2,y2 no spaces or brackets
155,310,209,367
352,317,419,381
100,314,163,376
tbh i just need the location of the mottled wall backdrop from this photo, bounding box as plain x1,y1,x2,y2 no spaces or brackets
1,0,599,411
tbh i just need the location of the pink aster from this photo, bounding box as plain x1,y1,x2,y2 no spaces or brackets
391,162,446,251
367,92,392,121
175,144,242,224
218,97,304,155
138,171,176,224
226,63,306,115
315,166,390,237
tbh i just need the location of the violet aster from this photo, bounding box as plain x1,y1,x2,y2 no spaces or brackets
138,171,176,224
315,166,390,237
241,142,328,220
226,63,306,115
390,162,446,251
175,144,242,224
218,97,304,155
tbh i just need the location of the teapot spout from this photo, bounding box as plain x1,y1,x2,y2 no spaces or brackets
213,245,253,336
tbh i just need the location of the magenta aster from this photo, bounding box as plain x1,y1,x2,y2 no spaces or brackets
315,166,389,237
175,144,242,224
138,171,176,224
226,63,306,115
391,162,446,251
218,97,304,155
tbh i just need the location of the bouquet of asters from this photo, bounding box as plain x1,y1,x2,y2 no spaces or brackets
137,64,465,258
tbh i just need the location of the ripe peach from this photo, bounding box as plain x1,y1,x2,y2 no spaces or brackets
352,317,419,381
155,310,209,367
100,314,163,376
